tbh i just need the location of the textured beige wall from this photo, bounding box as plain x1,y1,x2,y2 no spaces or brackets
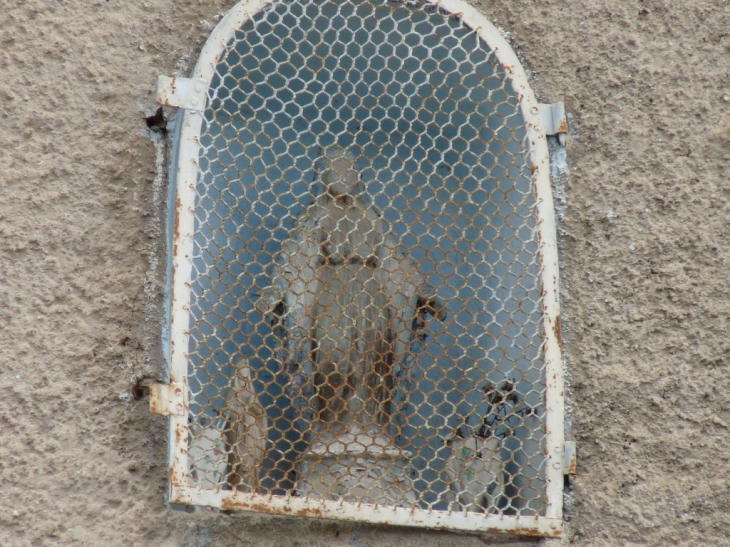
1,1,729,546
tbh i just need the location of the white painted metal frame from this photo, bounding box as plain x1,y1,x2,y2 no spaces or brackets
162,0,564,537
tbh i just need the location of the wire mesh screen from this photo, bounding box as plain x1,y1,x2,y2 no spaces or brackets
182,0,549,521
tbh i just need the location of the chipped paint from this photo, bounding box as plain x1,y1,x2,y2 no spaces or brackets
149,382,185,416
553,315,563,347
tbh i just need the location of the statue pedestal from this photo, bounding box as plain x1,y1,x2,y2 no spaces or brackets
296,427,416,506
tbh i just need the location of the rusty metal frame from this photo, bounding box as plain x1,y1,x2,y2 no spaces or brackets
155,0,565,536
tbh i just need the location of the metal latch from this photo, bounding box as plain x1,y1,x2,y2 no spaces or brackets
156,75,208,111
562,440,577,475
149,381,185,416
539,102,568,146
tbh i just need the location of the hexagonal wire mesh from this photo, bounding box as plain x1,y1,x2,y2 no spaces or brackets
163,0,564,535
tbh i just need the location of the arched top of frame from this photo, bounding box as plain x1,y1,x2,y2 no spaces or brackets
191,0,550,166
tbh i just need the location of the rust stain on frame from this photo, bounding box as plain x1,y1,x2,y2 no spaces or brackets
553,314,563,347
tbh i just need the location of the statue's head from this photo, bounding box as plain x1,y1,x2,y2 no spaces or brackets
318,146,362,197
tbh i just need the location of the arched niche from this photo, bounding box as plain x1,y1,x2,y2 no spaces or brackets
158,0,564,536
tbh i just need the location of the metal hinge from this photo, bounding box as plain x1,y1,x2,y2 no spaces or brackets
539,102,568,146
156,75,208,111
562,440,577,475
149,381,185,416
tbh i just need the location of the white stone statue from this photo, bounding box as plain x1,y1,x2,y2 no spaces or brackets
223,357,268,491
256,146,446,442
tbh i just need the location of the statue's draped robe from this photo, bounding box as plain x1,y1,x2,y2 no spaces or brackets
258,147,444,438
224,358,268,491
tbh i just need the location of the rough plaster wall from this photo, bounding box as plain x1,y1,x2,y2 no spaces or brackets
1,0,729,546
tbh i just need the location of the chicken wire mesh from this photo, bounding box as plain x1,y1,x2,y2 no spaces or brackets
163,0,563,533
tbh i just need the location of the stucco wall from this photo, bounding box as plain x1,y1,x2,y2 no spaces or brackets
1,1,729,546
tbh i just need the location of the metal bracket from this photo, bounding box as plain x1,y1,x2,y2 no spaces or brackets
149,381,185,416
156,75,208,111
539,102,568,146
562,441,577,475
